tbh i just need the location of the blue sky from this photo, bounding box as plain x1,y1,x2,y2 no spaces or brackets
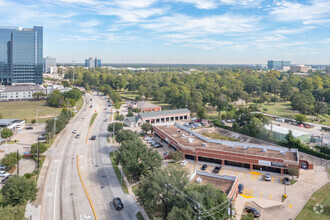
1,0,330,64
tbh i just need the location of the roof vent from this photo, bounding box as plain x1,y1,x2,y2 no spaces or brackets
188,138,194,143
261,148,267,153
280,151,285,155
177,130,180,132
242,146,248,150
202,143,207,147
181,134,186,137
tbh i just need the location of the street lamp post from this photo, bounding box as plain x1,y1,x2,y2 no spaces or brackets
36,109,39,124
37,137,40,174
72,60,75,83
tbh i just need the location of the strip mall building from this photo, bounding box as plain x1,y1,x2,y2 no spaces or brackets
153,123,310,175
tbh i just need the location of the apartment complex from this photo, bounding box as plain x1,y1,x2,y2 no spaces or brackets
85,57,101,68
0,85,45,101
267,60,291,71
0,26,43,84
43,56,57,74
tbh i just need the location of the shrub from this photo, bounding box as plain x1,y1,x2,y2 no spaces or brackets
0,152,21,170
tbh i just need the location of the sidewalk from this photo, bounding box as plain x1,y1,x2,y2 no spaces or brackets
118,164,150,220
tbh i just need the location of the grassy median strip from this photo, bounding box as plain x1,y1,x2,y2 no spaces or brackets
90,113,97,127
109,152,129,194
136,212,145,220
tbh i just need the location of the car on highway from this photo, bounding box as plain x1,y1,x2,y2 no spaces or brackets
90,105,93,108
213,166,221,174
104,119,107,122
244,206,260,218
72,129,77,134
0,171,10,178
25,127,33,130
264,174,272,181
282,177,290,185
82,116,86,119
84,108,87,111
75,134,80,139
0,164,7,170
113,197,124,210
91,135,96,140
238,184,244,194
201,164,208,170
180,160,188,166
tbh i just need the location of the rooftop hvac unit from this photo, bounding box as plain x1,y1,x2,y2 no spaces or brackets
280,151,286,155
202,143,207,147
181,134,186,137
177,129,181,132
242,146,248,150
188,138,194,143
261,148,267,153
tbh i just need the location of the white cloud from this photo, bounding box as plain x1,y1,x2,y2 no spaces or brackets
80,20,102,27
170,0,263,9
272,26,316,35
112,0,158,8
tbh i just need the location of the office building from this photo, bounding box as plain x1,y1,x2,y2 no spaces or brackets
0,26,43,84
43,56,57,74
267,60,291,71
85,57,101,68
290,65,311,73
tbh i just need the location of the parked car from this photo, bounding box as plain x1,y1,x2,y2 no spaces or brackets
75,134,80,139
72,129,77,134
201,122,207,126
113,197,124,210
37,136,46,141
91,135,96,140
301,162,308,169
264,174,271,181
1,175,12,184
201,164,208,171
0,165,7,170
163,152,170,159
25,127,33,130
90,105,93,108
104,119,107,122
180,160,188,166
220,120,226,124
213,166,222,174
238,184,244,194
282,177,290,185
244,206,260,218
0,171,10,177
153,143,161,148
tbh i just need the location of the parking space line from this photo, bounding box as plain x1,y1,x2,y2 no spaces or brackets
270,193,272,200
251,174,254,180
184,163,189,168
260,192,262,198
235,171,238,176
272,177,274,182
219,169,224,174
243,172,246,178
228,170,231,174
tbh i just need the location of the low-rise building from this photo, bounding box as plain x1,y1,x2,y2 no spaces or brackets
153,123,304,174
0,85,45,102
264,124,311,143
124,109,190,127
128,101,161,112
45,85,72,94
0,119,25,131
290,65,311,73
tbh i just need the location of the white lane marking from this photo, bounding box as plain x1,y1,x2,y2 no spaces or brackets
46,192,53,197
53,159,61,220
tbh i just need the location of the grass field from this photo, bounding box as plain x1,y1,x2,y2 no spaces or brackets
119,91,139,100
202,132,237,141
296,182,330,220
0,100,62,123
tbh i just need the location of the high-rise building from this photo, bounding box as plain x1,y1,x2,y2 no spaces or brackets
85,57,101,68
0,26,43,84
43,56,57,74
267,60,291,71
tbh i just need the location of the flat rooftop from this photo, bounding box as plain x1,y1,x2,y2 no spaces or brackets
191,175,233,195
154,124,298,162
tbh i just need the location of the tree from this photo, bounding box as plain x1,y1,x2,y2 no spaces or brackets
31,143,48,154
31,119,36,124
287,166,300,179
107,123,123,134
126,110,134,117
1,128,13,139
62,80,70,88
47,90,64,107
32,91,46,100
0,205,25,220
141,123,152,134
114,101,122,110
115,130,138,144
241,213,255,220
294,114,307,123
314,102,327,120
115,114,125,121
197,106,207,119
0,152,21,169
168,151,183,162
132,108,140,113
0,112,3,119
1,175,37,206
137,165,189,215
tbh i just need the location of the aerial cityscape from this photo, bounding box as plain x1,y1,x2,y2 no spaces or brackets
0,0,329,220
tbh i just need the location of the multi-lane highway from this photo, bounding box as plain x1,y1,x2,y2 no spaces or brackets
39,92,139,220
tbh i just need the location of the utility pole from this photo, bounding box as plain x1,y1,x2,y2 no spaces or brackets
17,149,19,175
36,109,39,124
37,138,40,174
196,203,200,220
72,60,75,83
229,199,233,219
164,183,169,219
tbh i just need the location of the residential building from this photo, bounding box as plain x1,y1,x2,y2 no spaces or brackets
152,123,307,174
267,60,291,71
0,85,45,101
290,65,311,73
0,26,43,84
85,57,101,68
45,84,72,94
0,119,25,131
124,109,190,127
128,101,161,112
43,56,57,74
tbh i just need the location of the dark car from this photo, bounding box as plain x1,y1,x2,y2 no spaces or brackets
90,105,93,108
37,136,46,141
301,162,308,169
91,135,96,140
113,197,124,210
201,164,208,171
213,166,222,174
244,206,260,218
282,177,290,185
238,184,244,194
25,127,33,130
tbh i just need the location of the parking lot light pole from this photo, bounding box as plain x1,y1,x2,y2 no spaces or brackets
37,137,40,174
36,109,39,124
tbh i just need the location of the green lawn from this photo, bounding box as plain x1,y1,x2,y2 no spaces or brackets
89,113,97,127
0,100,62,123
75,97,84,112
136,211,145,220
119,91,139,100
296,182,330,220
132,184,139,195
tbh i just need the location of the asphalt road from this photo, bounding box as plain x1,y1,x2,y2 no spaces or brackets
39,93,139,220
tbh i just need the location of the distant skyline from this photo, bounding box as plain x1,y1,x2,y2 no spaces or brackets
1,0,330,64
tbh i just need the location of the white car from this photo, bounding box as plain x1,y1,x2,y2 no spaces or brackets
180,160,188,166
0,165,7,170
72,129,77,134
0,171,9,177
82,116,86,119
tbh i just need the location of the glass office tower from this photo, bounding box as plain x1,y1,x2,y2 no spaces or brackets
0,26,43,84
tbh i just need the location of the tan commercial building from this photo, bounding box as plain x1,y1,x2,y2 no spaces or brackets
290,65,311,73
